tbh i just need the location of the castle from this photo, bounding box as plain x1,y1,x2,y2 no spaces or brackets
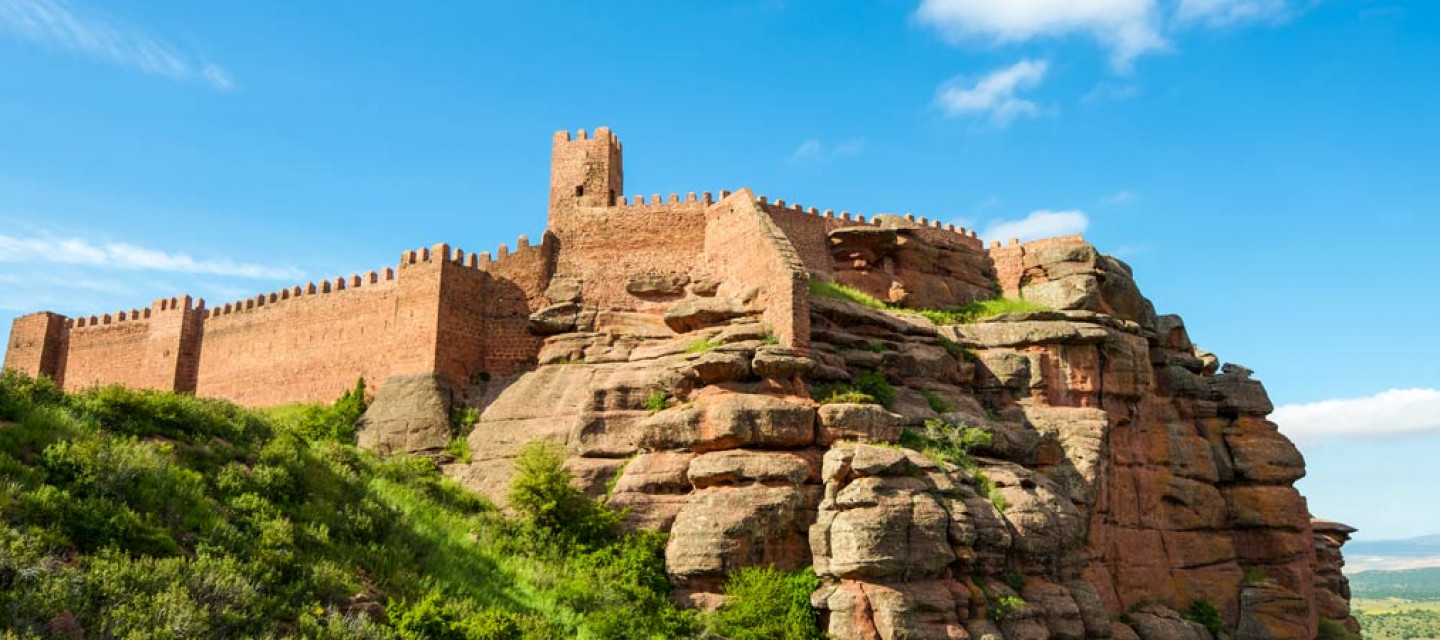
4,128,1061,406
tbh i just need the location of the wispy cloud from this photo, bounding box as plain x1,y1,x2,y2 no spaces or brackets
1174,0,1300,27
982,209,1089,243
1273,389,1440,444
914,0,1312,72
0,232,302,279
936,59,1049,125
1100,189,1139,206
0,0,234,90
790,138,866,163
915,0,1166,71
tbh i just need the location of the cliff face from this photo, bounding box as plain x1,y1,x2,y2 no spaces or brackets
421,224,1355,639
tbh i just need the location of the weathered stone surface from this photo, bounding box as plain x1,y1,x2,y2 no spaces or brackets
1236,581,1312,640
1127,604,1212,640
663,297,746,333
817,403,905,444
626,272,689,297
357,374,453,455
666,484,821,588
527,302,583,335
753,345,818,379
640,391,816,452
687,449,815,488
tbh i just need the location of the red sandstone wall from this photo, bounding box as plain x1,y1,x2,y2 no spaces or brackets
549,196,709,309
194,265,439,406
704,191,810,348
433,235,555,382
59,298,202,392
3,312,65,380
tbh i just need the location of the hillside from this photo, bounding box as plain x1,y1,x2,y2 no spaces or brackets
0,371,813,639
1352,567,1440,600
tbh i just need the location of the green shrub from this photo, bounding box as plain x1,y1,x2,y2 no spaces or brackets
920,389,953,414
1003,571,1027,593
448,407,480,463
863,341,888,353
990,594,1026,622
853,370,896,408
936,336,969,360
706,566,821,640
759,331,780,345
1242,566,1270,583
973,470,1009,512
810,370,895,408
1182,600,1223,636
1317,619,1360,640
643,389,670,413
507,441,620,547
899,418,991,470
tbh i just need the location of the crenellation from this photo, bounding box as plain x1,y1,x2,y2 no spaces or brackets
7,127,1055,406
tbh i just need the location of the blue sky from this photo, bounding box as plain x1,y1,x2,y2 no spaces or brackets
1,0,1437,542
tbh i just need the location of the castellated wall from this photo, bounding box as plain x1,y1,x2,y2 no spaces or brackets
704,191,810,348
548,195,710,309
4,235,554,407
58,297,204,393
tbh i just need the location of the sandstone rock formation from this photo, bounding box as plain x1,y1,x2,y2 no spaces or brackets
444,230,1355,640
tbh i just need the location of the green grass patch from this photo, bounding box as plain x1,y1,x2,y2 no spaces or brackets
808,278,1049,325
920,389,953,414
809,370,896,409
685,338,721,354
1182,600,1223,636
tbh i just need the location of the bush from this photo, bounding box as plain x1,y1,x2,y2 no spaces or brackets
643,389,669,413
900,418,990,470
507,441,620,547
853,370,896,408
808,279,1050,325
989,594,1026,622
706,566,821,640
1182,600,1223,636
920,389,953,414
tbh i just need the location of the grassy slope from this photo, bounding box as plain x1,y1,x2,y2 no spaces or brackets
0,372,702,639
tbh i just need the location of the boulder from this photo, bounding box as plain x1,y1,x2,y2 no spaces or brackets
817,403,905,444
357,374,453,455
626,272,689,297
527,302,582,335
663,297,747,333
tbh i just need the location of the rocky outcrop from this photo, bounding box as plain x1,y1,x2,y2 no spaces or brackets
442,233,1351,640
357,374,453,455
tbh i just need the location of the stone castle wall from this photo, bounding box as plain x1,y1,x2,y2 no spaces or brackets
4,128,1084,406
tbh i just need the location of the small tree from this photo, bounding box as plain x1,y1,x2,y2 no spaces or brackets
507,441,620,546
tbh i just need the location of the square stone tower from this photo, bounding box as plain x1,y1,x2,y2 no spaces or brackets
548,127,623,215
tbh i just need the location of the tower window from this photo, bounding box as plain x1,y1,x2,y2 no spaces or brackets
575,186,584,198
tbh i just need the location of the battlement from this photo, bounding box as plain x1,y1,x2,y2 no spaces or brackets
4,127,1089,407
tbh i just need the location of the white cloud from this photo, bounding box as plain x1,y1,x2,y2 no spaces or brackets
936,59,1048,125
790,138,866,163
0,232,302,280
1101,189,1139,206
1175,0,1298,26
915,0,1166,71
0,0,234,90
1273,389,1440,444
982,209,1089,243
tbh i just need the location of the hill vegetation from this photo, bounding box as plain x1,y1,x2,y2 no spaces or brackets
0,371,818,639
